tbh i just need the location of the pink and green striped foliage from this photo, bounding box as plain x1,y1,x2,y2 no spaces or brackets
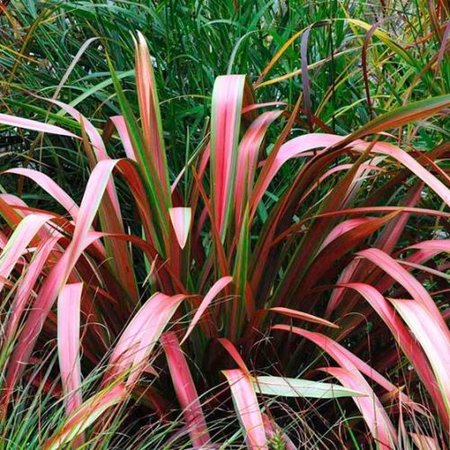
0,33,449,449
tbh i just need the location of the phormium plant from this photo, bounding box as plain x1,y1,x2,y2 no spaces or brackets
0,32,449,449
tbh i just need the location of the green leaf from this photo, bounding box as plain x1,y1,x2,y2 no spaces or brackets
252,376,365,399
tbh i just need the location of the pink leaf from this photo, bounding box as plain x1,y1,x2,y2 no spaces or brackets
235,110,281,227
181,276,232,344
0,213,53,292
161,332,210,448
252,133,450,213
45,99,108,159
134,32,169,197
357,248,444,325
325,259,360,318
319,218,372,252
105,293,186,387
57,283,83,448
110,115,137,160
44,99,124,225
0,113,77,138
390,299,450,417
269,306,339,328
169,207,192,249
218,338,250,376
4,236,60,343
252,133,340,211
5,168,80,221
223,369,267,450
211,75,250,236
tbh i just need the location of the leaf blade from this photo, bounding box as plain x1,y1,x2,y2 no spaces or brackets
223,369,267,450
